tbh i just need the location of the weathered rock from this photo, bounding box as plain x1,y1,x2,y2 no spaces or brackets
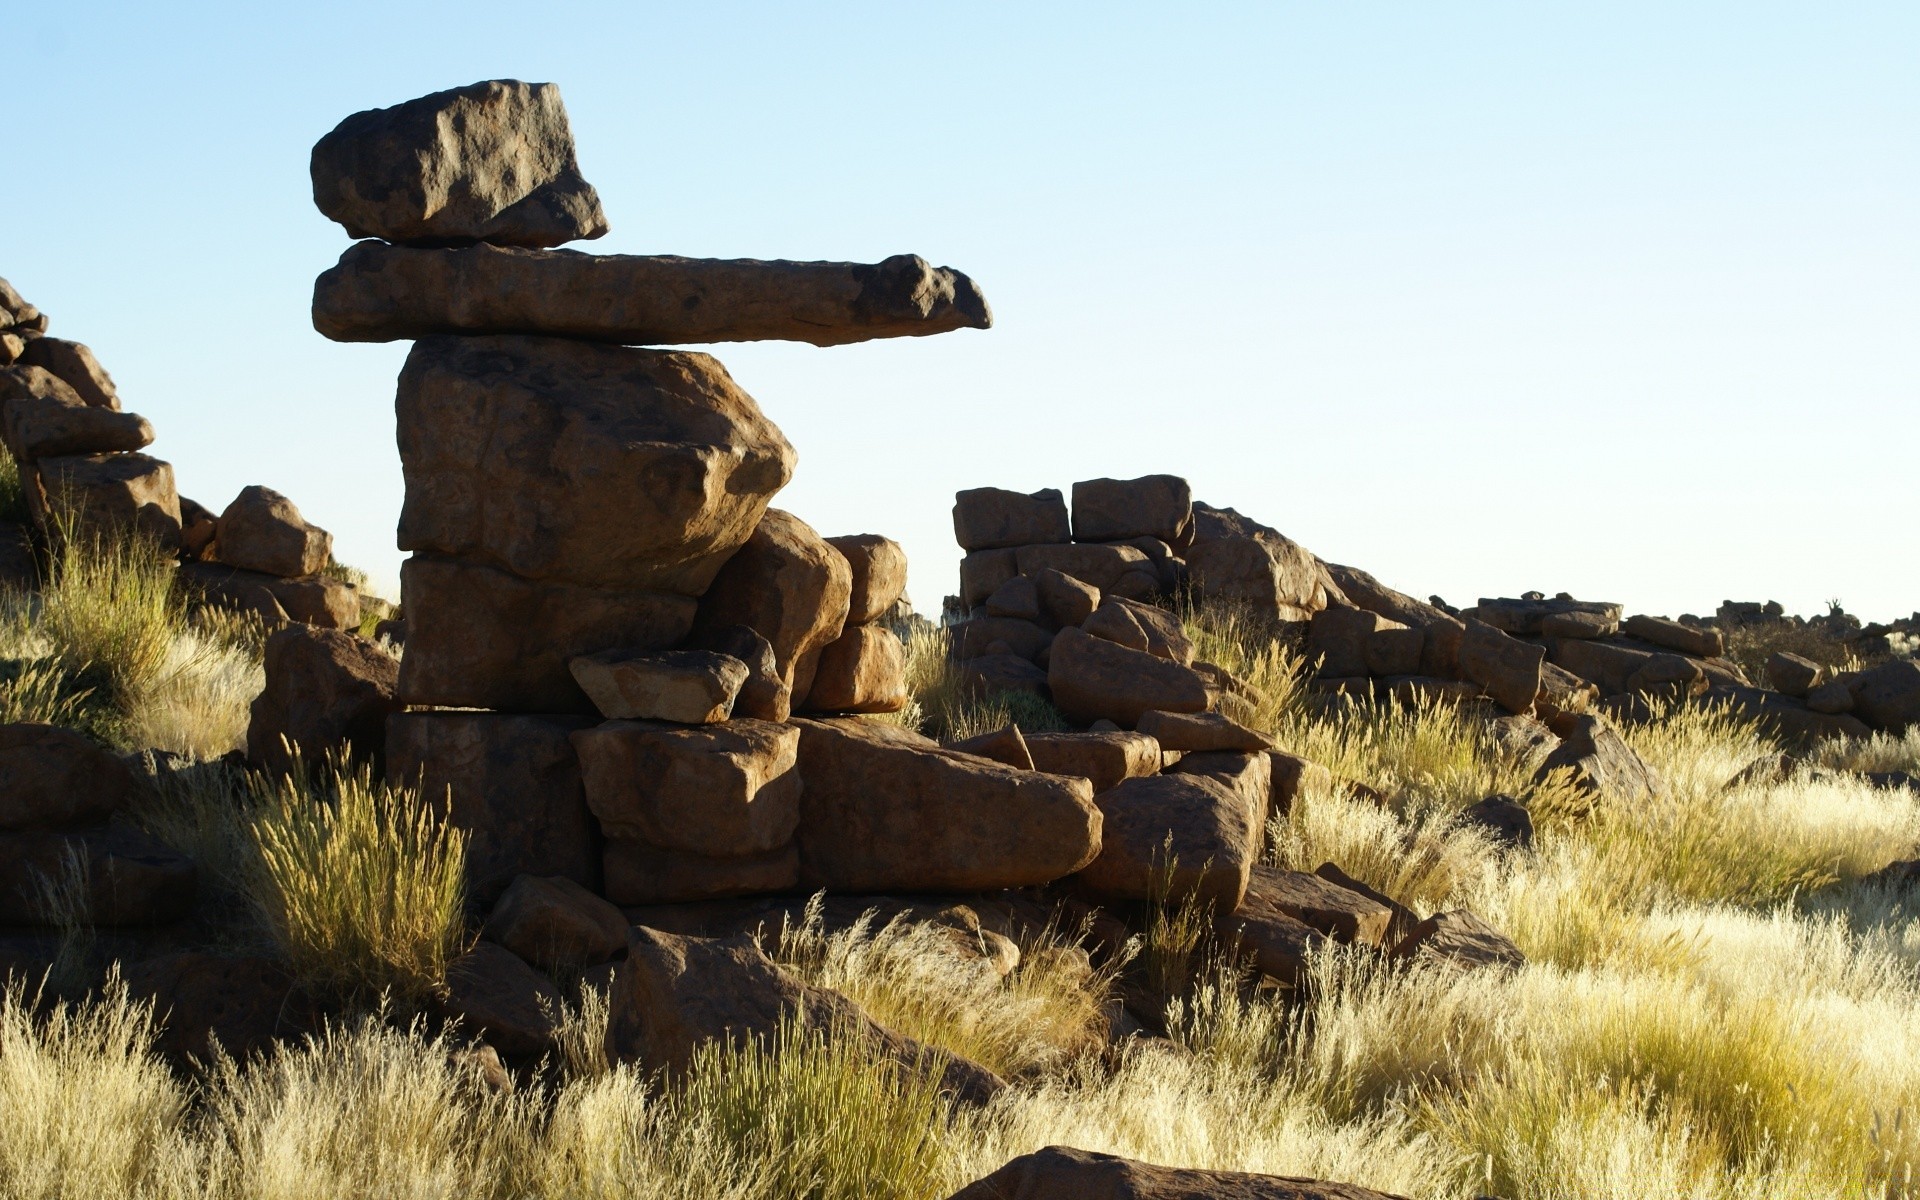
397,336,794,593
1536,713,1664,802
387,712,598,902
1048,626,1210,726
246,625,399,775
1472,596,1621,636
0,823,195,926
825,534,908,625
17,338,118,410
1458,794,1533,850
803,625,908,714
1391,909,1525,970
1074,773,1255,911
0,723,140,830
214,486,332,579
1807,679,1855,714
1108,567,1162,602
178,496,217,560
1624,614,1724,658
984,574,1041,621
945,724,1035,771
1025,730,1161,794
953,487,1069,552
694,509,851,706
1767,652,1826,698
0,334,20,365
952,616,1053,664
311,79,606,248
1538,661,1599,710
1082,596,1193,665
1308,605,1391,678
1185,504,1332,623
959,548,1020,608
958,653,1051,699
33,453,180,547
440,941,563,1059
1366,625,1425,677
1218,889,1325,984
1313,863,1419,942
943,1145,1411,1200
0,522,37,590
569,650,746,724
572,719,800,856
602,840,799,904
792,718,1101,892
178,562,360,630
605,926,1004,1104
398,554,696,711
483,874,628,972
1070,475,1192,545
1848,660,1920,732
1548,636,1653,695
1137,710,1272,753
1268,751,1332,813
1457,619,1543,715
1014,542,1153,594
123,952,291,1062
2,386,151,460
683,625,787,723
1242,864,1392,947
1169,750,1274,832
1539,609,1619,639
1710,685,1872,743
1033,568,1100,629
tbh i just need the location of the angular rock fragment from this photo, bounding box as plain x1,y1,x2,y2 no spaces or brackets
1137,709,1272,753
984,574,1041,621
440,941,564,1059
945,724,1035,771
1243,864,1392,947
1848,661,1920,732
1391,909,1525,970
1624,614,1724,658
1307,605,1391,678
1184,503,1333,623
694,509,851,705
311,79,607,248
1015,542,1152,594
397,335,794,593
1033,567,1100,628
1268,750,1332,813
316,242,991,345
215,485,332,578
1536,713,1664,803
683,625,788,723
246,625,399,775
1472,596,1621,636
483,874,628,972
17,338,118,410
1806,679,1854,714
803,625,907,714
952,487,1070,552
1082,596,1193,664
1169,750,1274,831
1048,626,1210,726
1074,773,1256,911
1070,474,1192,545
1540,609,1618,639
959,547,1019,608
572,719,800,856
1025,730,1161,794
1457,619,1543,715
568,650,746,724
825,534,908,625
943,1145,1411,1200
1766,651,1825,698
791,718,1101,892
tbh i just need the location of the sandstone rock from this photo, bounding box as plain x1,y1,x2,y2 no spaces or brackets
1137,710,1272,753
694,509,851,706
1472,596,1621,636
440,941,563,1059
178,562,360,630
1366,625,1425,677
1074,773,1255,911
1540,609,1618,639
1391,909,1524,970
1082,596,1193,665
1807,679,1854,714
1169,750,1274,832
605,926,1004,1104
246,625,398,775
1242,864,1392,947
214,486,332,578
943,1145,1411,1200
1624,614,1724,658
397,336,794,594
0,334,20,365
1185,504,1332,623
1457,619,1543,715
1015,542,1152,594
1070,475,1192,545
1847,660,1920,732
952,616,1053,664
959,548,1019,608
803,625,908,714
1048,626,1210,726
387,712,598,902
1269,751,1332,813
483,874,628,972
316,240,992,345
178,496,216,560
17,338,118,409
123,952,291,1062
1316,565,1467,675
1218,890,1325,985
1458,794,1533,850
683,625,787,723
825,534,908,624
953,487,1069,552
603,840,799,904
572,719,800,856
0,723,140,830
1025,730,1161,794
1538,661,1599,710
1548,636,1653,695
945,724,1035,771
311,79,606,247
984,574,1041,621
2,387,151,461
398,554,696,711
569,650,746,724
1033,568,1100,628
1314,862,1419,942
1624,652,1707,699
1108,568,1162,602
0,823,195,926
34,453,180,547
792,718,1101,892
1767,652,1825,698
1308,605,1389,678
958,653,1051,699
1536,713,1664,802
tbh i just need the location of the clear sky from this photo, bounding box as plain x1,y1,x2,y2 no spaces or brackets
9,2,1916,621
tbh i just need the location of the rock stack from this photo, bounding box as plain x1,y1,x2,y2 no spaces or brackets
307,80,1062,907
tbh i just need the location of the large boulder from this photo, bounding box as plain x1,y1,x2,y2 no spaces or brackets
246,625,399,775
396,554,697,711
572,719,801,857
1137,710,1271,754
1240,864,1392,947
1,371,150,460
791,718,1101,892
568,650,747,724
1183,503,1331,623
439,941,564,1059
1047,626,1210,726
1457,619,1544,715
214,486,332,579
1024,730,1161,794
483,874,628,973
1471,596,1622,636
959,548,1020,608
1070,475,1192,545
310,79,607,248
1849,661,1920,732
395,335,794,594
802,626,908,715
824,534,909,625
1081,596,1193,665
952,487,1070,552
1536,713,1664,803
17,338,118,410
314,242,991,345
0,724,140,830
386,711,598,902
1074,773,1257,911
604,926,1003,1104
1319,563,1465,676
945,1146,1410,1200
0,823,196,926
693,509,851,706
33,453,181,547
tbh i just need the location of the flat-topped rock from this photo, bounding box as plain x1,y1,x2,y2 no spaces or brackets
313,242,991,346
568,649,747,724
311,79,607,248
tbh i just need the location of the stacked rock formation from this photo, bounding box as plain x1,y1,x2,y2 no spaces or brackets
306,80,1083,910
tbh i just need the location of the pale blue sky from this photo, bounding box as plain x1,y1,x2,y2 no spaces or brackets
9,3,1916,619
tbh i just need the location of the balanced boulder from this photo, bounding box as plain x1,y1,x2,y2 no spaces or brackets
215,486,332,578
693,509,851,704
952,487,1069,552
1070,474,1192,545
1048,626,1210,726
1074,773,1256,911
825,534,909,624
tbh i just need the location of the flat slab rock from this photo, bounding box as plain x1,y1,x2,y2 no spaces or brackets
945,1145,1411,1200
314,241,991,346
